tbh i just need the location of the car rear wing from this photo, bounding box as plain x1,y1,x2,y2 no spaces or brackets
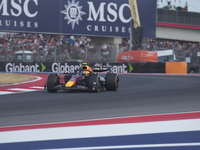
92,67,111,72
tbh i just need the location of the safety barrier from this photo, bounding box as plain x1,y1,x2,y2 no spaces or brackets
0,62,166,73
166,62,187,74
0,61,191,74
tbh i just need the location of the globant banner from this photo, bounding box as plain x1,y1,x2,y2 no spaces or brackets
0,0,156,38
0,62,165,73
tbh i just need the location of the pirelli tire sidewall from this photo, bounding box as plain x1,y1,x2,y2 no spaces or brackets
105,73,119,91
47,74,59,93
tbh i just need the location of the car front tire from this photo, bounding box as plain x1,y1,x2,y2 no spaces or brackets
47,74,59,93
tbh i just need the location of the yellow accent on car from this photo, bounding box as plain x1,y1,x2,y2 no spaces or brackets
66,81,76,87
81,65,93,75
82,63,89,65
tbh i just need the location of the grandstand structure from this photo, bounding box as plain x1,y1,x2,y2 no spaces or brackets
156,8,200,42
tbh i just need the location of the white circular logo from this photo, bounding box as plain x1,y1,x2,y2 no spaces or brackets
61,0,86,29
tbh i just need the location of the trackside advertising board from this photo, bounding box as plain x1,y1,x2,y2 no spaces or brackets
0,112,200,150
0,62,165,73
0,0,156,38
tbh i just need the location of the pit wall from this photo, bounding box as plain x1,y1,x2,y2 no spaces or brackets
0,61,187,74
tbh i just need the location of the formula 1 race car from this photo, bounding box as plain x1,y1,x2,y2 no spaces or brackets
44,63,119,93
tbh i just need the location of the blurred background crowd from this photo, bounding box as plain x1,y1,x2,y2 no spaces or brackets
0,33,96,62
0,32,200,62
120,38,200,62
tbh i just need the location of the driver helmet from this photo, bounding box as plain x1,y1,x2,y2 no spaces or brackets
81,65,92,75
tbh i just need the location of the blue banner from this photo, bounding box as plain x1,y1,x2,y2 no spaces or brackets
0,0,156,38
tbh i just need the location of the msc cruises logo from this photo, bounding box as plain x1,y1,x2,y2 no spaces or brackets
61,0,86,29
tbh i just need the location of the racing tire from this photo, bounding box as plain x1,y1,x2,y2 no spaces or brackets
47,74,59,93
105,73,119,91
88,74,100,93
188,68,195,74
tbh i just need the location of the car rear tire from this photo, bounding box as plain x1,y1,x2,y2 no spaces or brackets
105,73,119,91
88,74,100,92
188,68,195,74
47,74,59,93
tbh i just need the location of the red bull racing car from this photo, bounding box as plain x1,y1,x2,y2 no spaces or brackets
44,63,119,93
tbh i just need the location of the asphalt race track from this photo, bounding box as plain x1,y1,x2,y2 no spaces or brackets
0,74,200,127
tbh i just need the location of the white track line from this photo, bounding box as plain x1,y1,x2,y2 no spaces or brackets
7,88,38,92
41,143,200,150
29,86,44,89
0,91,16,95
